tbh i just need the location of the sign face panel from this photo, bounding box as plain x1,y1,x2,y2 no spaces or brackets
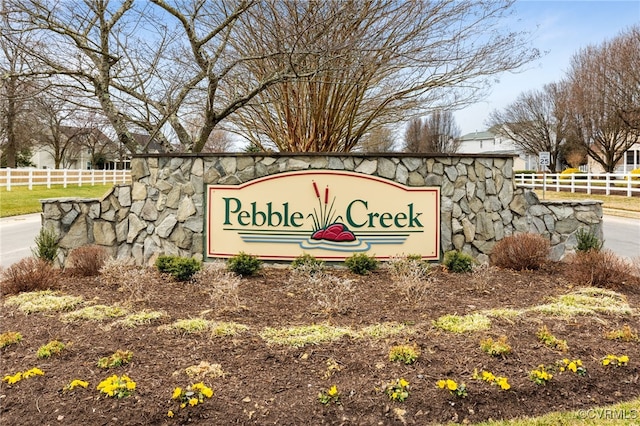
206,171,440,261
539,151,550,167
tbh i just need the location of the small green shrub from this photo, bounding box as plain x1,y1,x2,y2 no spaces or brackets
291,253,325,274
155,255,201,281
37,340,66,358
97,349,133,369
0,332,23,348
575,228,603,252
344,253,378,275
389,344,420,364
32,227,59,264
226,252,262,276
443,250,474,273
480,335,512,357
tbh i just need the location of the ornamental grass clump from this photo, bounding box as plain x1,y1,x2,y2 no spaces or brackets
291,253,326,275
4,291,83,314
433,313,491,333
491,233,549,270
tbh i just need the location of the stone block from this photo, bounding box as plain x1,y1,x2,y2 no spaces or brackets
93,221,116,246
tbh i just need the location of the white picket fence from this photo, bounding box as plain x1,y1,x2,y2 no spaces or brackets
0,168,131,191
515,172,640,197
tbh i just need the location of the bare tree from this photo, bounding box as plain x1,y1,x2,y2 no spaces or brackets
0,5,42,167
7,0,325,154
403,110,461,153
403,117,426,153
608,26,640,132
487,82,571,172
566,27,640,173
358,126,397,153
229,0,538,152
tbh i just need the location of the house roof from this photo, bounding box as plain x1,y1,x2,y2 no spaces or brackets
131,133,164,153
60,126,111,143
459,131,495,141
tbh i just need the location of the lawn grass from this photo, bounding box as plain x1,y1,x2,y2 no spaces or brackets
0,184,113,217
470,396,640,425
535,190,640,213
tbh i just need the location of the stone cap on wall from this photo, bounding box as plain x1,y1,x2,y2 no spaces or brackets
40,197,103,204
133,152,518,159
539,199,604,206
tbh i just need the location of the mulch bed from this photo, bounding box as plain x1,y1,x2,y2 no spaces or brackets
1,262,639,425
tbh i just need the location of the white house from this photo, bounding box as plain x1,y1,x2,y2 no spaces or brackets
457,131,535,171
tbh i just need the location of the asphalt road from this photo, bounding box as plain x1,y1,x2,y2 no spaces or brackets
0,213,42,268
0,213,638,268
602,214,640,259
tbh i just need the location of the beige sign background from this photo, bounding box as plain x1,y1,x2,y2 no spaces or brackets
206,170,440,261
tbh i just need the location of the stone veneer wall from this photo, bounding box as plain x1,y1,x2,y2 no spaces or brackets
40,154,602,266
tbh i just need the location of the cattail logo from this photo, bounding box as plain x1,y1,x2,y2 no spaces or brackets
309,181,356,242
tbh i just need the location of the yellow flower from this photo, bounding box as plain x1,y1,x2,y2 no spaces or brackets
3,372,22,385
446,379,457,391
328,385,338,397
602,358,611,366
481,371,495,382
189,398,199,407
436,380,446,389
68,379,89,390
126,380,136,391
568,362,577,373
172,387,183,399
496,377,510,390
619,355,629,364
202,386,213,398
180,403,186,409
399,378,409,388
167,410,174,418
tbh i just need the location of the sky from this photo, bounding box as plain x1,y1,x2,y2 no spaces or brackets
454,0,640,136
